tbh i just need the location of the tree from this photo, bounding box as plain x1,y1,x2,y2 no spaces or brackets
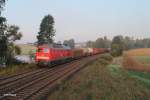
103,36,111,48
0,0,6,24
95,38,104,48
37,14,55,45
123,36,135,50
134,39,142,48
4,25,22,64
86,36,111,48
6,25,22,42
0,0,5,13
63,39,75,49
147,40,150,48
0,0,7,65
86,41,95,48
111,35,124,56
94,37,111,48
0,1,22,65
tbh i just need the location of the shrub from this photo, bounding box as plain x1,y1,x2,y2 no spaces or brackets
111,43,123,57
100,54,113,62
97,53,113,65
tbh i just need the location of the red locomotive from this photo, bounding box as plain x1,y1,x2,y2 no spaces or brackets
36,43,72,66
35,43,108,67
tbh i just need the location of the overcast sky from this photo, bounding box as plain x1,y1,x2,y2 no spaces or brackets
3,0,150,43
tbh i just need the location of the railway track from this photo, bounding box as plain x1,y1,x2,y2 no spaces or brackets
0,54,100,100
0,68,44,80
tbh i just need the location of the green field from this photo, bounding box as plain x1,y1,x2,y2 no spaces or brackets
110,57,150,89
48,54,150,100
108,64,150,89
17,44,36,55
134,56,150,67
128,71,150,88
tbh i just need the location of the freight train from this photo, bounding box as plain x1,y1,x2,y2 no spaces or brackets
35,43,108,67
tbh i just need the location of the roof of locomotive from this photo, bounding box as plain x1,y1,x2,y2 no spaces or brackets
38,43,71,50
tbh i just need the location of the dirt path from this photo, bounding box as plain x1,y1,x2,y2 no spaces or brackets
112,57,123,66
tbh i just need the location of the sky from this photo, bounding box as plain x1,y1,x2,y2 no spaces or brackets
3,0,150,43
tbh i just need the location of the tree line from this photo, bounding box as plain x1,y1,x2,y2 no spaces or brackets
86,36,111,48
86,35,150,56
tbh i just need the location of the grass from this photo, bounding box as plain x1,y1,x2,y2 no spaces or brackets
127,71,150,89
107,64,122,76
48,54,150,100
108,64,150,89
112,52,150,89
0,64,38,76
17,44,36,55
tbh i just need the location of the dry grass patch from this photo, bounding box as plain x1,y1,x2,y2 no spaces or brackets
125,48,150,56
123,55,150,72
123,48,150,72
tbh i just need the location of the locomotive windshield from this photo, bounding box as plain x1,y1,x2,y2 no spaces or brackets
44,48,49,53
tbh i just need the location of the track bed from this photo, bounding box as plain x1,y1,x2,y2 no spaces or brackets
0,54,101,100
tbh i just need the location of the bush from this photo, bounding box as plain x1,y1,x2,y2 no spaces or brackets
111,44,123,57
100,54,113,62
97,54,113,65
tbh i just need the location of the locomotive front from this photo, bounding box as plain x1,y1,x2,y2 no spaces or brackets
35,45,51,66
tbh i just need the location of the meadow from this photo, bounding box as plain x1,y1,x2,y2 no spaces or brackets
48,54,150,100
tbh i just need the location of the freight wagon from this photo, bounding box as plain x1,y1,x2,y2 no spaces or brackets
72,49,83,59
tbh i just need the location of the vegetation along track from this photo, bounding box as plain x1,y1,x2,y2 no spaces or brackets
0,54,100,100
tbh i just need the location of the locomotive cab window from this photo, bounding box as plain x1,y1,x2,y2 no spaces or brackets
44,48,49,53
